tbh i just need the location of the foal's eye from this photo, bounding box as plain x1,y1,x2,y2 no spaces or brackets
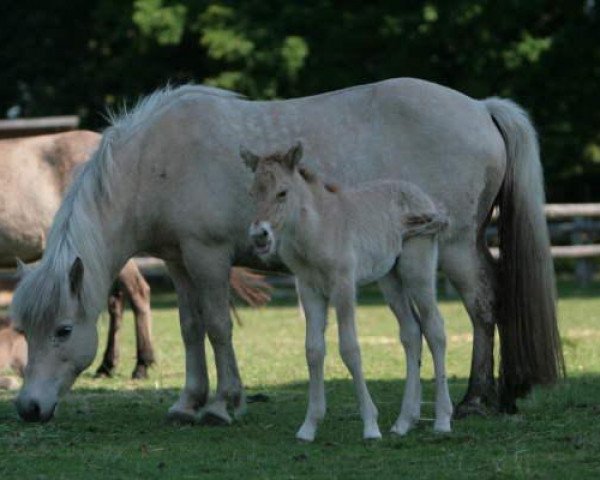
55,325,73,340
276,190,288,200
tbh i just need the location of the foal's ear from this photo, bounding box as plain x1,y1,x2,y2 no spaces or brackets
283,142,303,170
240,146,260,172
69,257,84,297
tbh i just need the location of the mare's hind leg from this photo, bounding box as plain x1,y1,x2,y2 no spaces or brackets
95,284,124,378
378,273,423,435
119,260,156,379
296,281,329,442
165,261,209,424
440,240,497,417
401,238,453,432
332,280,381,440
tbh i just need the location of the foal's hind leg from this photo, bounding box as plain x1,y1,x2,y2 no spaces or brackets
333,280,381,440
378,273,423,436
401,239,453,433
439,240,497,417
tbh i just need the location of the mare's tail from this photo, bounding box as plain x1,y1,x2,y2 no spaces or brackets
484,97,564,411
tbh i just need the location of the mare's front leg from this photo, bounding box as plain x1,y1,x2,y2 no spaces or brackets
333,280,381,440
165,262,209,424
183,248,244,425
296,281,328,442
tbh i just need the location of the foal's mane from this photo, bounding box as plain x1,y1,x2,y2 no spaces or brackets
12,84,242,328
298,166,339,193
260,151,339,194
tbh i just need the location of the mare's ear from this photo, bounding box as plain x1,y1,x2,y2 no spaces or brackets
240,146,260,172
69,257,84,297
283,142,303,170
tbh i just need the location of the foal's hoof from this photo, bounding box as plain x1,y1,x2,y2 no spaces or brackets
167,407,197,425
363,424,383,441
433,420,452,434
390,418,417,437
296,423,317,442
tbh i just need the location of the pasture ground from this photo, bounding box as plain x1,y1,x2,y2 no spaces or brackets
1,279,599,479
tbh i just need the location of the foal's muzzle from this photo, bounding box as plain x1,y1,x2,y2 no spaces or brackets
249,221,275,256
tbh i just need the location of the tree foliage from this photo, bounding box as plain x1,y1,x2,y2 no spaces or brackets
1,0,598,200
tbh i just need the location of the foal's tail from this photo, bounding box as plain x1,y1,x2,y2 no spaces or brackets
404,212,449,238
484,98,565,411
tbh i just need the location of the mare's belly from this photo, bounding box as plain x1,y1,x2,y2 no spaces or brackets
356,254,397,286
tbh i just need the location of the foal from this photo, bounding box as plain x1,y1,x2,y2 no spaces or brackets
242,142,453,441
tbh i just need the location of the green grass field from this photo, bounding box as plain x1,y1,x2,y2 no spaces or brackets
1,281,599,479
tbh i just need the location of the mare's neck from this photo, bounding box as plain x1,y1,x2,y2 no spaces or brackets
57,166,138,318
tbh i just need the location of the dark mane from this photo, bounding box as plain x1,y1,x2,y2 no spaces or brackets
298,166,339,193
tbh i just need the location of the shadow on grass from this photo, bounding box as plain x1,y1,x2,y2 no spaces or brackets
2,375,599,428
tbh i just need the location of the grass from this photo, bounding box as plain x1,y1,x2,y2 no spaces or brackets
1,281,599,479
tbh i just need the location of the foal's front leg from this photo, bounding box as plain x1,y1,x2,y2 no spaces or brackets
296,281,328,442
333,281,381,440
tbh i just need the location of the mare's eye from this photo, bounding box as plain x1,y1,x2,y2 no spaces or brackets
55,325,73,341
276,190,288,200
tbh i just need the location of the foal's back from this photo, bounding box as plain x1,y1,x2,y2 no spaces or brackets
334,180,447,284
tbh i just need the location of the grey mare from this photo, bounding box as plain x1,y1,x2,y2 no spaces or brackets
11,79,563,423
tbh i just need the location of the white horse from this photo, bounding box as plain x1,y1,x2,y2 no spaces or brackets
244,143,453,440
10,79,562,423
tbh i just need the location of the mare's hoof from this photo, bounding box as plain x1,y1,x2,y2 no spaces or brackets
167,408,197,425
454,398,493,419
198,402,233,426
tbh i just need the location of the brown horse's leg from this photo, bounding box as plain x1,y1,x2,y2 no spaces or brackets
120,260,155,379
95,285,125,377
440,241,499,417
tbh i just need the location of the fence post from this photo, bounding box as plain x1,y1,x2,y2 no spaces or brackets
572,217,594,287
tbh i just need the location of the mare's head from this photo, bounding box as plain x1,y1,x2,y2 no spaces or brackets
241,142,306,257
11,257,99,422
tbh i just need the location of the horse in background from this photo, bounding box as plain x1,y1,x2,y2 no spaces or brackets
0,316,25,389
0,131,271,381
10,80,562,423
245,143,452,440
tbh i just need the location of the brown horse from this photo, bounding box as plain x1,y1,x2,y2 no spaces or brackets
0,316,25,389
0,131,271,381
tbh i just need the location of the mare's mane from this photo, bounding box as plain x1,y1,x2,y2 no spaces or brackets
12,85,242,328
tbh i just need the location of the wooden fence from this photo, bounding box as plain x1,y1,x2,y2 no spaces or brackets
486,203,600,287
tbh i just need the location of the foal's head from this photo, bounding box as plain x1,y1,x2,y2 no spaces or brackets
241,142,305,257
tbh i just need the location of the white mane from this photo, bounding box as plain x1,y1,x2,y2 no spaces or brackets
12,84,242,328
